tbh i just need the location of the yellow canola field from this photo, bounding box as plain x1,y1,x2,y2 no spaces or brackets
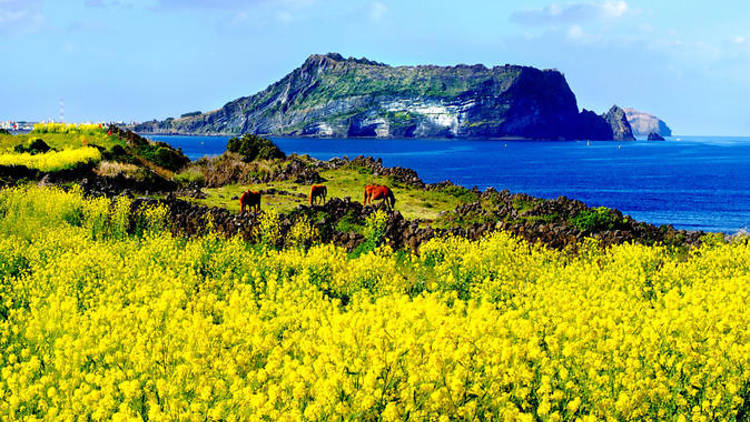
0,186,749,421
0,148,101,172
31,123,105,135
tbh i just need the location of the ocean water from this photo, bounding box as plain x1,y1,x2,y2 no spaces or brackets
151,134,750,233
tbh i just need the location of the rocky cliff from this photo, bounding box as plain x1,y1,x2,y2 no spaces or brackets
133,53,625,140
602,105,636,141
624,108,672,137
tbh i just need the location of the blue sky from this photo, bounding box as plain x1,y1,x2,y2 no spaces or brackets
1,0,749,135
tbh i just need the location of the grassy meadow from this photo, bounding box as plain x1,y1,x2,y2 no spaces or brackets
193,166,475,221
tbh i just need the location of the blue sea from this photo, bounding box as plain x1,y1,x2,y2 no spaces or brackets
151,135,750,233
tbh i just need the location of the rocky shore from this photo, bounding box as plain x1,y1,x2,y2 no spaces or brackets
119,186,702,253
67,152,705,252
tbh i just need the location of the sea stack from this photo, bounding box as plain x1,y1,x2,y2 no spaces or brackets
602,105,636,141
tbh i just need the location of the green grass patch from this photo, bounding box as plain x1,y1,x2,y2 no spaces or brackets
570,207,618,232
188,167,476,221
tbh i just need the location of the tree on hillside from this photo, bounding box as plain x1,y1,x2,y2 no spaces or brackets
227,134,286,162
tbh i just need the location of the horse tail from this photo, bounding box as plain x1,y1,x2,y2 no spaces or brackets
363,188,368,205
309,188,313,205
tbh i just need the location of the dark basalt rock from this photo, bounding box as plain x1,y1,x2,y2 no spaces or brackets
0,162,98,188
435,188,704,251
647,131,666,141
347,156,425,187
78,171,177,198
120,183,704,254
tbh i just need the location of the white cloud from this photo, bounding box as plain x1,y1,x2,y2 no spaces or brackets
567,24,584,40
599,0,627,18
0,0,42,34
511,1,628,25
369,1,387,22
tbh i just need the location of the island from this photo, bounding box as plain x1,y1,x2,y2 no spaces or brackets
133,53,638,141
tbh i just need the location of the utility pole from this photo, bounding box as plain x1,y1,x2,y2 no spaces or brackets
59,98,65,123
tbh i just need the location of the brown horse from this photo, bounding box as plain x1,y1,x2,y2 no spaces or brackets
363,184,396,210
239,190,261,213
363,184,380,205
309,184,327,205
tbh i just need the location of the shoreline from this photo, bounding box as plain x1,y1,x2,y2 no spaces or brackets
136,131,658,142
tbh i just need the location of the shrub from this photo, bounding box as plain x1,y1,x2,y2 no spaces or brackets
101,144,135,163
571,206,617,232
226,133,285,162
13,139,53,155
137,143,190,172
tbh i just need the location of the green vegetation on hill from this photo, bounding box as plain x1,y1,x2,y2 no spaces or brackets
132,53,616,140
0,124,189,188
227,133,286,162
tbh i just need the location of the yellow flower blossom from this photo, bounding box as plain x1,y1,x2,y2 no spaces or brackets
0,186,749,420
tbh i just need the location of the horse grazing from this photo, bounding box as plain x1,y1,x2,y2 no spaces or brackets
309,184,327,205
363,184,396,210
363,184,380,205
239,190,261,213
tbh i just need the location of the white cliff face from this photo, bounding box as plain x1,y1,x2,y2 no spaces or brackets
315,122,334,136
373,119,390,138
384,99,473,136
